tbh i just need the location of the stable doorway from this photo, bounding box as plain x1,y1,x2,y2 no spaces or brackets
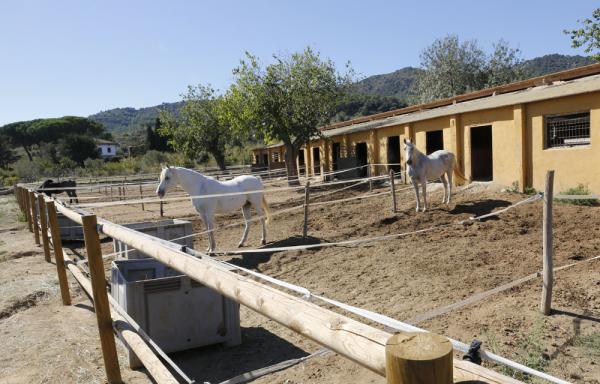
332,142,341,171
470,125,493,181
387,136,401,173
298,149,305,175
356,142,368,177
312,147,321,176
426,130,444,154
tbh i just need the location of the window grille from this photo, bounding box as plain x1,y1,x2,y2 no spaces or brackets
545,112,590,148
272,152,279,162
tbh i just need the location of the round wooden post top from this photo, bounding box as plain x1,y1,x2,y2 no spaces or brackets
385,332,453,384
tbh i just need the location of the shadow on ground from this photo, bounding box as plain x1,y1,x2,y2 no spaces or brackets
450,199,512,219
171,326,309,383
226,235,322,270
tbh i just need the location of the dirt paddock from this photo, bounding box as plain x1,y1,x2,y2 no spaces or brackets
1,177,599,383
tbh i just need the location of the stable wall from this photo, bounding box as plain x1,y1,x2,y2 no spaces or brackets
527,92,600,193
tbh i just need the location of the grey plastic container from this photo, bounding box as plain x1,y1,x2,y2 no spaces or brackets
57,212,84,241
112,219,193,259
111,258,241,368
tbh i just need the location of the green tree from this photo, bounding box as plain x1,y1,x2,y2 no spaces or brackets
57,135,100,165
224,47,354,184
146,117,171,152
159,85,231,170
0,135,19,168
411,35,525,103
0,116,105,161
564,8,600,61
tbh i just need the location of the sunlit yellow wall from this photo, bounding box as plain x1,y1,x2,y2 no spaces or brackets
527,92,600,193
412,117,451,154
461,106,516,186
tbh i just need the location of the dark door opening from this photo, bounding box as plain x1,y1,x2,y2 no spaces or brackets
312,147,321,175
298,149,305,175
332,142,341,171
262,154,269,166
387,136,401,173
471,125,493,181
355,142,368,177
426,130,444,154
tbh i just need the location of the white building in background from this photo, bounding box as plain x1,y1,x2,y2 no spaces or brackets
96,139,118,158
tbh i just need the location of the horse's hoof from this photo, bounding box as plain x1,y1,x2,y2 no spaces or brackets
237,243,244,248
261,239,266,245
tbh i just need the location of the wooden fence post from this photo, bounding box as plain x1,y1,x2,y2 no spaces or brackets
24,189,33,232
45,200,71,305
160,200,164,217
389,170,397,213
29,191,40,245
368,167,373,192
139,183,144,211
37,194,52,262
303,181,310,238
541,170,554,315
110,185,113,201
82,214,122,384
385,332,453,384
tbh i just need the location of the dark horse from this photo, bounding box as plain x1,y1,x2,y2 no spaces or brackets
38,179,79,204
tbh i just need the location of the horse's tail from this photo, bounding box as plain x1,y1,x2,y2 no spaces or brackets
453,162,469,184
261,195,270,224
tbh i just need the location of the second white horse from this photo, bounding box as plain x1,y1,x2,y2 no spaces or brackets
156,166,270,252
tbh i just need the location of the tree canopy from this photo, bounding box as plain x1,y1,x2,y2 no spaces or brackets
223,47,354,183
0,116,105,161
564,8,600,61
159,85,232,170
411,35,525,104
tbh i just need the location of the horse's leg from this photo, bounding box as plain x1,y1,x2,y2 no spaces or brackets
207,214,217,252
440,174,448,204
446,170,453,205
421,178,428,212
411,178,421,212
238,202,252,247
200,211,214,253
254,202,267,245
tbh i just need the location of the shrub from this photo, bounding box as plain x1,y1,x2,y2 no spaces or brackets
556,183,597,206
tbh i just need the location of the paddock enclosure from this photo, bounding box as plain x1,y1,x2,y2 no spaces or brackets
253,63,600,194
6,163,600,384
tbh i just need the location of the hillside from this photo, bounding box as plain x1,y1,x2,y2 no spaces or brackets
89,54,596,134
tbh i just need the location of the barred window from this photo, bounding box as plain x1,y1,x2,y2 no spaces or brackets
545,112,590,148
272,152,279,162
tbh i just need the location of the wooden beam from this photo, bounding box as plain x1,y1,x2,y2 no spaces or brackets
37,194,52,262
24,189,33,232
82,214,122,384
45,199,71,305
29,191,40,245
541,170,554,315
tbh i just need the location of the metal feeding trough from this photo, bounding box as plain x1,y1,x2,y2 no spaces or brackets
111,258,242,368
112,219,194,259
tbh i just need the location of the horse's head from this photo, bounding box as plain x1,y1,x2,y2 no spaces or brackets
156,166,176,199
403,138,415,166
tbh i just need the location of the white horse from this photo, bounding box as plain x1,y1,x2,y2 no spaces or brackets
403,138,465,212
156,166,270,252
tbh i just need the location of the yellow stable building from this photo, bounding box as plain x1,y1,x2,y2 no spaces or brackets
252,64,600,193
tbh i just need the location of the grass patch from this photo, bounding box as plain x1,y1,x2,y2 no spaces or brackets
556,184,598,206
574,332,600,358
524,186,537,195
16,211,27,222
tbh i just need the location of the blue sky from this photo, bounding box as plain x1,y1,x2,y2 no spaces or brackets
0,0,597,126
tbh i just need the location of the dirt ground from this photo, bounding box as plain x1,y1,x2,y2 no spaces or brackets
2,178,599,383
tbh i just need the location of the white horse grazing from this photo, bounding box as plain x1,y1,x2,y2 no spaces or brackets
403,138,465,212
156,166,270,252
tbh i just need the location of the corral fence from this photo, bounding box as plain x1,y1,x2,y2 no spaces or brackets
12,169,586,384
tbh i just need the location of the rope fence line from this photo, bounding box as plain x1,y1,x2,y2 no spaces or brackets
208,248,569,384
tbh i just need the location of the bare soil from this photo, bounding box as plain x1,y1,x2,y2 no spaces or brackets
2,179,599,383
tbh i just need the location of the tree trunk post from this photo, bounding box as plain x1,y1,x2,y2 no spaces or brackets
24,188,33,232
82,214,123,384
303,181,310,238
29,191,40,245
541,170,554,315
389,170,397,213
139,183,144,211
385,332,453,384
45,200,71,305
37,194,52,262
